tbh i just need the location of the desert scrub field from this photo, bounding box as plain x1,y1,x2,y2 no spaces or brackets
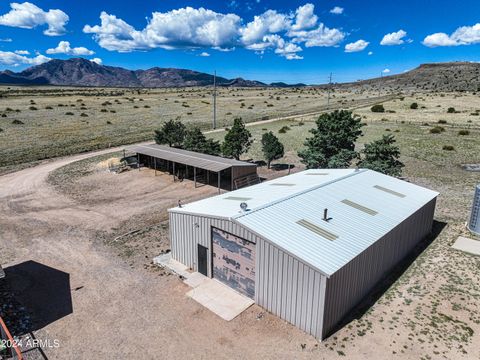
0,85,395,172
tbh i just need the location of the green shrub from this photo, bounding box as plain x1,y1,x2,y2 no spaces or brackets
430,126,445,134
447,107,456,113
65,112,74,115
1,114,6,118
29,106,37,110
106,120,112,125
278,126,291,134
458,130,470,135
438,119,447,124
371,104,385,113
442,145,454,151
410,102,418,109
45,106,53,110
100,109,108,112
12,119,24,124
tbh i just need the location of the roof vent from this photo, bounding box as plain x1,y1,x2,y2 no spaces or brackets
323,208,332,222
240,202,249,212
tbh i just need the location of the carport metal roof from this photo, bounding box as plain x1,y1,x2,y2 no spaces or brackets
126,144,255,172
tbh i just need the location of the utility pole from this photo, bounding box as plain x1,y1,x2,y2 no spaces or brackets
327,72,333,107
212,70,217,129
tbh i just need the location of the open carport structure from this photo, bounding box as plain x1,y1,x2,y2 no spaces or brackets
126,144,258,192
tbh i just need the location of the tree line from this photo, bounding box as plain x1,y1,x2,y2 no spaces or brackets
153,110,404,177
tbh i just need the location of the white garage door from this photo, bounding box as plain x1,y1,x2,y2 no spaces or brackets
212,227,255,299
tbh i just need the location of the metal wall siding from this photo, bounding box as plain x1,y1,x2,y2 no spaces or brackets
256,238,327,339
170,213,261,275
322,198,436,338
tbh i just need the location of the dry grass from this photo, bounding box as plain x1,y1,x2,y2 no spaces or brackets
0,85,393,172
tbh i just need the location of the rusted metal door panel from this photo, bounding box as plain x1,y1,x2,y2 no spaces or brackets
212,227,255,299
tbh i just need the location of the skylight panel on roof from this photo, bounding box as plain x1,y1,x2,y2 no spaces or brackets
269,183,296,186
373,185,406,198
296,219,338,241
341,199,378,216
223,196,252,201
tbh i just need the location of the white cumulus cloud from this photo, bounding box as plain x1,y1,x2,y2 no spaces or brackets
0,2,69,36
199,52,210,57
382,68,390,74
84,4,344,60
380,30,409,46
14,49,29,55
330,6,344,15
46,41,95,55
291,4,317,31
345,39,369,53
423,24,480,47
0,50,50,66
90,57,102,64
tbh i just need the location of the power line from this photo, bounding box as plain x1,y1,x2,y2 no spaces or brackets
327,72,333,107
212,70,217,130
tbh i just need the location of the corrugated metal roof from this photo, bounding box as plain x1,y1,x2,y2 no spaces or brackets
126,144,255,172
170,169,439,276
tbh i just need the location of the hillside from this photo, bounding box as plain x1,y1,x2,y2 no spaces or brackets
336,62,480,92
0,58,266,88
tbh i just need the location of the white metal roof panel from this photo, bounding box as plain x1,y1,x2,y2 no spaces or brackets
171,169,357,218
169,169,438,276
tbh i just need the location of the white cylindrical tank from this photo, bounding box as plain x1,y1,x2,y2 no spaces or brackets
468,184,480,236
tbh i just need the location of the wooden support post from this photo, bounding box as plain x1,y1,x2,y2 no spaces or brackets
207,170,210,184
154,157,157,176
218,171,221,194
137,153,140,171
173,162,176,181
186,166,188,179
194,167,197,188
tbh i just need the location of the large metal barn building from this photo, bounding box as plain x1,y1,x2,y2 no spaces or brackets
168,169,438,339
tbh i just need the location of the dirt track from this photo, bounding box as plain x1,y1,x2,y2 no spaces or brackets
0,148,325,359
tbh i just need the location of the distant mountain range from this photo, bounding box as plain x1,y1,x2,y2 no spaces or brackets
0,58,272,88
1,58,480,91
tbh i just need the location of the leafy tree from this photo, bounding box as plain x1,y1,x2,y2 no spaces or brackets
298,110,364,169
261,131,284,168
410,102,418,109
358,134,404,176
154,119,186,147
222,118,252,160
183,126,221,156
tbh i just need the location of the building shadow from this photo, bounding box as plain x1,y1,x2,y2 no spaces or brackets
327,220,447,338
271,163,296,171
4,260,72,334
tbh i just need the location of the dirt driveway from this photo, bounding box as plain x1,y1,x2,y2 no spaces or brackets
0,148,320,360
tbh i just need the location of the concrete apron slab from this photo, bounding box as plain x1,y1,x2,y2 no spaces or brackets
187,278,254,321
153,253,191,278
452,236,480,256
154,254,254,320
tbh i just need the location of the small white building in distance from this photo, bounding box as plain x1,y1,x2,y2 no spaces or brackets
168,169,438,339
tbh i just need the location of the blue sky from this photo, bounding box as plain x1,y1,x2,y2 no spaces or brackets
0,0,479,84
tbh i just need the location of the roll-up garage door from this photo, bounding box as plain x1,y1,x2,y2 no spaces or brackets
212,227,255,299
